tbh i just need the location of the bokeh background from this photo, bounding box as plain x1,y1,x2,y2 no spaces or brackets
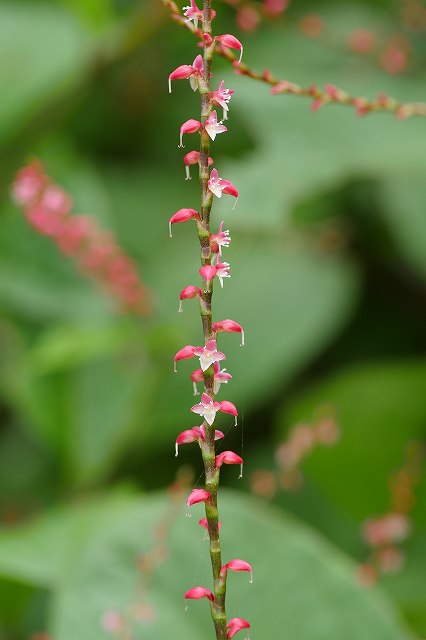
1,0,426,638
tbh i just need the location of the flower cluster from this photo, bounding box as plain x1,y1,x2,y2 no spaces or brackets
250,409,339,498
12,161,150,315
357,440,424,585
168,3,251,637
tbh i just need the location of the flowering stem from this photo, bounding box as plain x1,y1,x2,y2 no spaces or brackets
162,0,426,119
196,3,228,638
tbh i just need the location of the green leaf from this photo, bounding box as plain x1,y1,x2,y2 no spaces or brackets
0,493,133,587
0,3,90,144
101,166,361,445
277,361,426,520
379,177,426,282
47,491,412,640
216,7,426,230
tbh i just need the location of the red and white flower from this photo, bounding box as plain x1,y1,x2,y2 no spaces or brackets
215,260,231,287
220,559,253,583
199,264,217,291
179,119,202,148
182,0,203,29
191,392,221,425
205,110,228,141
175,425,225,456
227,618,250,639
169,55,204,93
210,221,231,255
183,151,214,180
169,208,200,237
178,285,201,312
184,586,214,603
213,362,232,394
186,488,211,506
216,34,244,64
193,339,226,372
208,169,239,208
210,80,234,120
213,318,244,346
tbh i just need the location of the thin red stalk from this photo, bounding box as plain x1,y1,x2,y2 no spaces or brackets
162,0,426,119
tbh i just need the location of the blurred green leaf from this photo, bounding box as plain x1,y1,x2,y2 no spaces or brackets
0,3,90,144
102,166,361,446
383,534,426,636
29,324,130,374
277,361,426,520
0,493,133,587
48,491,412,640
215,12,426,230
379,177,426,282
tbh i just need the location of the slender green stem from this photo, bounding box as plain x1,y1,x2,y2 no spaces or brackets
195,2,228,638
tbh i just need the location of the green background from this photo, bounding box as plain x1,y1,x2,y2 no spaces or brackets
0,0,426,638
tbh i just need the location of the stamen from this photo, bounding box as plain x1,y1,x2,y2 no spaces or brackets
178,300,183,313
169,221,173,238
168,78,172,93
238,463,243,479
185,166,191,180
175,442,179,457
193,381,199,396
232,196,239,210
241,330,245,347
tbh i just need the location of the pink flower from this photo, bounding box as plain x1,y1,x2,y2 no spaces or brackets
175,426,204,456
191,393,238,425
221,559,253,583
199,424,225,441
183,151,214,180
179,119,202,148
12,162,150,316
12,161,47,207
210,81,234,120
227,618,251,639
215,260,231,287
215,450,243,469
213,362,232,394
216,34,244,64
184,586,214,602
190,364,232,395
169,208,200,237
213,319,244,346
193,339,226,371
199,517,222,530
175,425,224,454
218,400,238,425
199,264,217,291
174,345,197,371
101,611,125,633
186,488,211,506
191,392,221,425
190,368,205,395
179,285,201,312
169,55,204,93
205,111,228,141
208,169,239,208
210,221,231,255
182,0,203,29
